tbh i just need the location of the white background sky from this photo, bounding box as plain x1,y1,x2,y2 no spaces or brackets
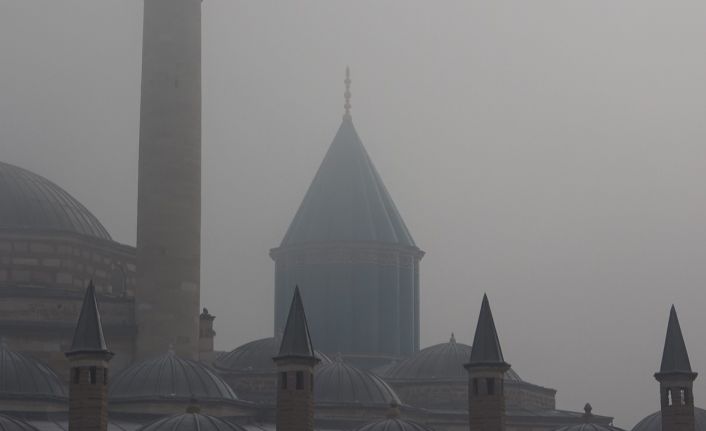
2,1,706,427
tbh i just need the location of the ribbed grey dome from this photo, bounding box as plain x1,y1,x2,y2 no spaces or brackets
315,358,401,406
356,418,433,431
0,343,67,400
554,424,625,431
631,407,706,431
380,336,521,381
137,413,247,431
0,161,111,240
215,337,331,372
109,351,237,401
0,414,39,431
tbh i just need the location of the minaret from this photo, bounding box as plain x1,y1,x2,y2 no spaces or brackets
65,282,113,431
273,286,320,431
655,306,697,431
465,294,510,431
135,0,202,360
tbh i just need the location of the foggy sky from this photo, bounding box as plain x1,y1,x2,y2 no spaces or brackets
2,1,706,427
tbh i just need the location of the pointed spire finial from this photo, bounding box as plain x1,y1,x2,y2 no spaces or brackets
343,66,352,119
274,286,319,361
66,281,112,358
466,293,509,368
657,305,695,376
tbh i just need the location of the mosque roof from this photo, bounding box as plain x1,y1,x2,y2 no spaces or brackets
276,286,316,360
632,407,706,431
0,161,111,241
279,71,416,248
658,305,693,375
0,343,67,400
66,282,110,357
380,334,521,381
552,423,625,431
0,414,40,431
109,350,237,402
468,294,507,367
315,357,401,406
137,413,247,431
214,337,331,373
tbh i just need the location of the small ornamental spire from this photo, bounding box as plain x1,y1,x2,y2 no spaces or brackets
344,66,352,119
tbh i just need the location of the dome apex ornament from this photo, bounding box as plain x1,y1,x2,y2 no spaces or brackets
344,66,352,119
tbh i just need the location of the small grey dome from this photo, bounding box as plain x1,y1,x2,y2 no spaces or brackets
0,343,67,400
553,424,625,431
0,161,111,240
315,358,401,406
137,413,247,431
0,414,39,431
356,418,433,431
631,408,706,431
215,337,331,372
109,350,237,401
380,336,521,381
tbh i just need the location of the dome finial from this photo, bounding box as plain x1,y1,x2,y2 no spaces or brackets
450,333,456,344
343,66,352,119
583,403,593,421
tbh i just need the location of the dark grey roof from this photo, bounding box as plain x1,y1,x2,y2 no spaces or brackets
0,414,40,431
276,286,316,359
215,337,331,372
66,282,110,356
280,116,415,247
468,294,507,366
315,358,401,406
355,418,433,431
109,350,237,401
0,343,67,400
0,161,111,240
632,407,706,431
552,423,625,431
137,414,247,431
658,305,692,374
380,335,521,381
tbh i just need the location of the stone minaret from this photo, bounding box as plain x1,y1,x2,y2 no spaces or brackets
136,0,202,360
273,286,320,431
655,305,697,431
465,294,510,431
65,282,114,431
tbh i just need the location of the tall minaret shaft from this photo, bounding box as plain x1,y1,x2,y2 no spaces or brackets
136,0,202,360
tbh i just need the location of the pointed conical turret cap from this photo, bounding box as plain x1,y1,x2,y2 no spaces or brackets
657,305,694,376
277,70,417,249
467,294,509,367
66,281,111,357
275,287,317,361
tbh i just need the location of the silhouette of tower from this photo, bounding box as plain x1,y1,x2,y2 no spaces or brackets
655,306,697,431
65,282,113,431
465,294,510,431
273,287,320,431
136,0,202,360
271,69,424,367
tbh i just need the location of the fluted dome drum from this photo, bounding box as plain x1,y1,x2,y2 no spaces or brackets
381,335,521,381
0,162,111,240
137,413,247,431
315,359,400,406
0,414,39,431
356,418,433,431
215,337,331,372
109,351,237,401
0,343,66,400
631,408,706,431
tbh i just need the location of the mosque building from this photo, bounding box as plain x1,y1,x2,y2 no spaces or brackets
0,1,701,431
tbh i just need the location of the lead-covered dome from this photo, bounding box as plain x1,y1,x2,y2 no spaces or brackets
137,413,247,431
0,161,111,240
109,350,237,401
315,358,401,406
380,335,521,381
0,343,67,400
215,337,331,372
0,414,39,431
356,418,433,431
631,408,706,431
554,423,625,431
